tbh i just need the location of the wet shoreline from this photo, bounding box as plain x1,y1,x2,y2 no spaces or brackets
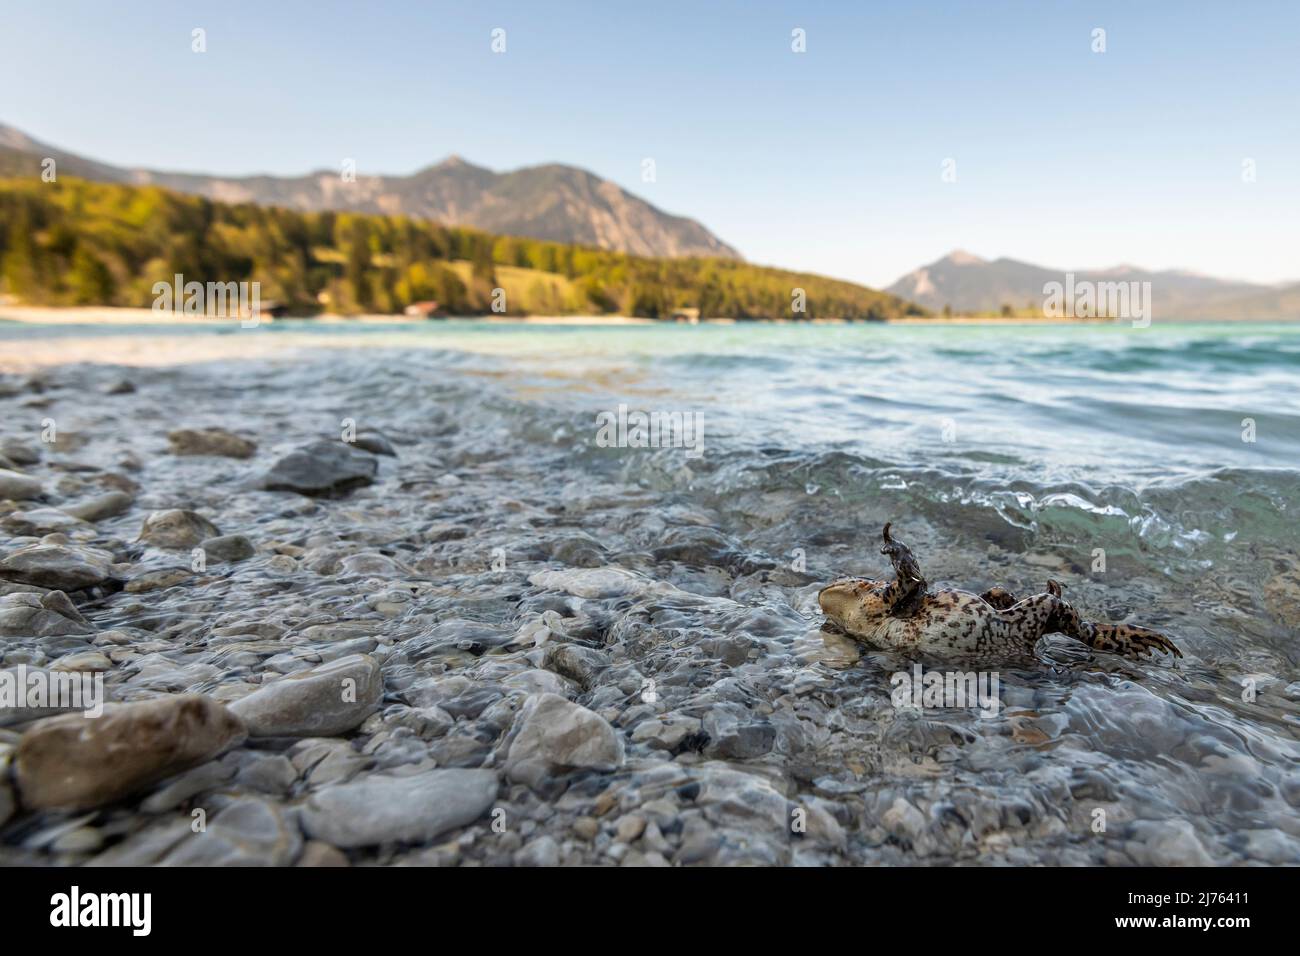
0,331,1297,865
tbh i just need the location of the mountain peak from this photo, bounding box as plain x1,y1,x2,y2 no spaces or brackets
419,154,494,177
887,251,1274,316
0,122,741,261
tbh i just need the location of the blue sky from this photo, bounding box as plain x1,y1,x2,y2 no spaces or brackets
2,0,1297,287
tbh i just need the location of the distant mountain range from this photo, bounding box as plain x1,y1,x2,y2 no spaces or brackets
0,123,741,261
5,122,1295,320
886,250,1299,320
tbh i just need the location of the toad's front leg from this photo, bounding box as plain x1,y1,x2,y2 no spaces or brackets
879,522,927,616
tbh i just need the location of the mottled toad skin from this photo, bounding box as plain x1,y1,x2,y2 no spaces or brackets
819,524,1181,659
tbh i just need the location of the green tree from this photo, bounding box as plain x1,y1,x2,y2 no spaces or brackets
0,176,931,320
68,246,115,304
344,218,373,311
1,208,40,300
471,237,496,287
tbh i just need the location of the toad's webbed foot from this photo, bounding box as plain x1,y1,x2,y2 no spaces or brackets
1084,622,1183,659
1049,589,1181,658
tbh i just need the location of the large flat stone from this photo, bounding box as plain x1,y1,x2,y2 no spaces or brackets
0,543,116,591
138,509,221,549
260,441,377,497
14,694,246,811
168,427,257,459
300,768,498,847
504,692,625,786
228,654,382,737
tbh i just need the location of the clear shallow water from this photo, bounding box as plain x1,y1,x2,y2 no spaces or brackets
8,318,1300,467
2,318,1298,864
11,319,1297,570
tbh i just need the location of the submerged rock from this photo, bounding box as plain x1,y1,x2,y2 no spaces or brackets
0,439,40,466
139,758,239,812
289,737,369,788
2,507,88,537
200,533,256,563
228,654,383,737
338,551,412,577
631,714,703,751
702,709,776,759
349,431,396,456
543,643,610,689
0,468,42,500
14,694,247,811
516,834,561,866
297,841,350,867
124,568,193,593
62,490,133,522
1126,819,1216,866
138,509,221,549
261,441,378,497
504,692,625,786
0,590,93,638
50,650,112,672
88,796,300,866
299,767,498,847
0,543,116,591
528,567,649,599
167,427,258,459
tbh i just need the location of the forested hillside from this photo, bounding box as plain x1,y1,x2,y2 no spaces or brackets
0,176,924,320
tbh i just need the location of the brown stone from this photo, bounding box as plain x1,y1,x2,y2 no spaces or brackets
138,509,220,549
167,427,257,459
15,694,246,811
